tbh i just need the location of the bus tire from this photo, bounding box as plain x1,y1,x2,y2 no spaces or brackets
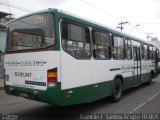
146,72,153,85
111,78,123,102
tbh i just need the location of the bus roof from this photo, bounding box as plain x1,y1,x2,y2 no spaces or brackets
58,9,152,45
8,8,154,46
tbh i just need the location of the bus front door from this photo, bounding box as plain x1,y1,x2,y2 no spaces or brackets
133,47,141,86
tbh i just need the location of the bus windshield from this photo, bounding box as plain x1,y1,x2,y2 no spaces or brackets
7,13,55,51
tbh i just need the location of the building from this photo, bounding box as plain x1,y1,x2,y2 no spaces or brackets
0,11,13,78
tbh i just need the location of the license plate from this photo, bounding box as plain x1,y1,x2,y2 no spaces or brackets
19,93,29,98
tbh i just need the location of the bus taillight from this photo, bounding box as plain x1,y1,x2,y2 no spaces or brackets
47,68,57,87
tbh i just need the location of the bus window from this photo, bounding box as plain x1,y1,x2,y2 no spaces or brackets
149,46,154,60
7,13,55,51
112,35,124,59
153,47,156,59
142,44,148,60
158,50,160,62
125,39,132,60
147,45,150,60
61,21,91,59
141,44,144,60
92,30,111,59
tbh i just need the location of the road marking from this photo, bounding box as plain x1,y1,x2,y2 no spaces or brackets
147,91,160,102
129,91,160,114
133,102,146,111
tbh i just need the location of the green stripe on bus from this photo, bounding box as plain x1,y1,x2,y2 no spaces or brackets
110,68,121,71
4,73,150,106
133,67,141,69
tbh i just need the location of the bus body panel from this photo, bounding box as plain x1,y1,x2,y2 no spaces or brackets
3,9,158,106
92,60,113,84
92,60,133,84
61,50,92,90
4,51,60,90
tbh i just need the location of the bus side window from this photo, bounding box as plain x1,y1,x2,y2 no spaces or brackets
112,35,125,60
143,44,148,60
92,30,111,59
125,38,132,60
149,46,154,60
61,21,91,59
159,50,160,62
153,47,156,59
141,44,144,60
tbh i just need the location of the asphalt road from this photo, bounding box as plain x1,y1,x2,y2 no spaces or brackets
0,76,160,120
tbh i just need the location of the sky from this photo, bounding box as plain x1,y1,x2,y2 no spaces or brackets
0,0,160,41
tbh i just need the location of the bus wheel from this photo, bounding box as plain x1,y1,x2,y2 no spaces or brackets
146,72,153,85
111,78,123,102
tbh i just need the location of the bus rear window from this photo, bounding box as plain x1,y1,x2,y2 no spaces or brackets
7,13,55,51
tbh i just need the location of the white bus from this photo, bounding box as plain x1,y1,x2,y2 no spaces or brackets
4,8,158,106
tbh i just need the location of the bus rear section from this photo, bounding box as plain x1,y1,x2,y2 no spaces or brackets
4,12,65,106
4,9,158,106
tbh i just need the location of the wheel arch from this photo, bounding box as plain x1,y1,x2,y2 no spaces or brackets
151,69,154,79
110,74,124,102
113,74,124,86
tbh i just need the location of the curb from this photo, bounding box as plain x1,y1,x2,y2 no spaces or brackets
0,78,4,90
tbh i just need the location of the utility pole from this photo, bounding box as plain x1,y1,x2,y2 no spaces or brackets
146,33,153,41
117,21,129,31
